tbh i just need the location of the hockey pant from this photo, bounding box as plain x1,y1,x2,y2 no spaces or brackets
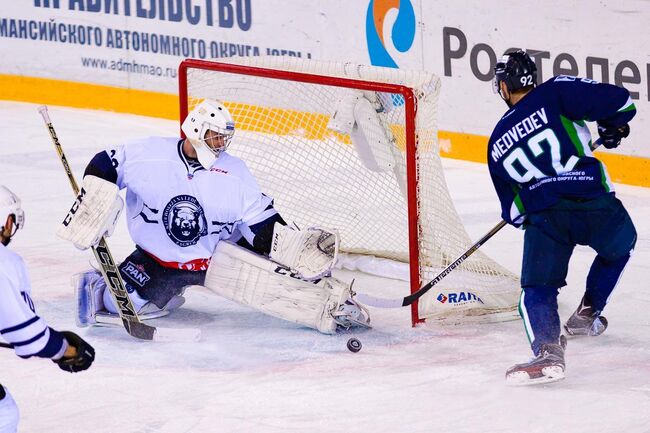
519,194,636,355
102,246,205,314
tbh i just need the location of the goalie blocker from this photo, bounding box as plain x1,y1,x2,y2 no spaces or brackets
205,241,370,334
57,175,123,250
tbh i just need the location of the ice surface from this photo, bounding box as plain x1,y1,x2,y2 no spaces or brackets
1,101,649,433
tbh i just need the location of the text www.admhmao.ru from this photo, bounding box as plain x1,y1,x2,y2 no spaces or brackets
81,57,177,78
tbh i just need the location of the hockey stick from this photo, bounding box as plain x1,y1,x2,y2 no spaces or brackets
38,106,200,342
354,220,507,308
355,138,607,309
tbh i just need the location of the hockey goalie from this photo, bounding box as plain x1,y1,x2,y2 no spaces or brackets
57,99,370,334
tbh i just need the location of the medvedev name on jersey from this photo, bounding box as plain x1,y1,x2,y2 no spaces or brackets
491,108,549,162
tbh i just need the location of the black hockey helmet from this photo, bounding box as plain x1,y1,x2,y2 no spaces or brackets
493,50,537,96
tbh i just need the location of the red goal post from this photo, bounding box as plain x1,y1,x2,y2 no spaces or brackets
178,57,519,326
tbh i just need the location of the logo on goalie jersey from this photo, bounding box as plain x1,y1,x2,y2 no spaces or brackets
162,195,208,247
122,261,150,287
437,291,484,305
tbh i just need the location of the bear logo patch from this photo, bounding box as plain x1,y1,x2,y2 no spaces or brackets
162,195,207,247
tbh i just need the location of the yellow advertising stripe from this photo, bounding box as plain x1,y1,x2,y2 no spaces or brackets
438,130,650,187
0,74,179,120
438,130,489,164
224,102,350,143
2,74,649,188
592,151,650,187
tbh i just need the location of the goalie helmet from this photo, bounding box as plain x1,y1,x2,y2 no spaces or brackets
0,185,25,245
493,50,537,99
181,99,235,169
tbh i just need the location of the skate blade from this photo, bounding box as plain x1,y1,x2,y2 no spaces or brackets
564,317,608,337
90,310,170,328
564,327,606,337
86,313,201,342
335,316,372,331
506,366,565,386
347,316,372,329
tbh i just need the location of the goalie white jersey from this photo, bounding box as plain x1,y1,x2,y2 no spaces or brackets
105,137,275,266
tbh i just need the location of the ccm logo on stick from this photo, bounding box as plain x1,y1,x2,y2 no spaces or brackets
62,187,86,226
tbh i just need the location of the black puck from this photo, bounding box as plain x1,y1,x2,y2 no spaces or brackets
347,337,362,353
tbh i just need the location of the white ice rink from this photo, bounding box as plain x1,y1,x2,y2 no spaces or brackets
1,101,649,433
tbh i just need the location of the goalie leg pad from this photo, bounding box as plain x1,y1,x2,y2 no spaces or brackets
74,270,105,327
206,242,369,334
74,270,155,327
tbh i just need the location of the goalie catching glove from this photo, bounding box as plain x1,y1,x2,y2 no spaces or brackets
57,175,123,250
268,223,339,280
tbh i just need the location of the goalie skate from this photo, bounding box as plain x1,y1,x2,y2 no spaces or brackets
564,298,608,336
331,295,371,330
506,336,567,386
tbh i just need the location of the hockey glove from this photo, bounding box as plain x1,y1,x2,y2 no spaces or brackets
597,123,630,149
53,331,95,373
269,223,340,280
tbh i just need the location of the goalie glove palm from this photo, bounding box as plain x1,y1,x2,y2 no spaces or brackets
269,223,339,280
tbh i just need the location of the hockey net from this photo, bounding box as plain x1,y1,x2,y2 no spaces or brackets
179,57,520,326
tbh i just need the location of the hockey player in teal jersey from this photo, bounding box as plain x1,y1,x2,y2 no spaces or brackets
488,50,637,385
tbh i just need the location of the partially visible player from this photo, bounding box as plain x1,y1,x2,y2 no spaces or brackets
488,51,637,385
57,100,370,334
0,186,95,432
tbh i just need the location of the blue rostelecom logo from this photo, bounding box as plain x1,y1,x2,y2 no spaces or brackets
365,0,416,69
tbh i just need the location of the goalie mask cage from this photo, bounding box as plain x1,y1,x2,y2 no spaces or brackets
179,57,520,326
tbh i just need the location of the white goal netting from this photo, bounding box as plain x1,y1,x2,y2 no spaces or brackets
180,57,519,324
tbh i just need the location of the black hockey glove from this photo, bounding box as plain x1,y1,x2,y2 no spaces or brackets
597,123,630,149
53,331,95,373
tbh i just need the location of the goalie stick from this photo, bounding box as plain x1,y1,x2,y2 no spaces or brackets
354,138,605,309
38,106,200,343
